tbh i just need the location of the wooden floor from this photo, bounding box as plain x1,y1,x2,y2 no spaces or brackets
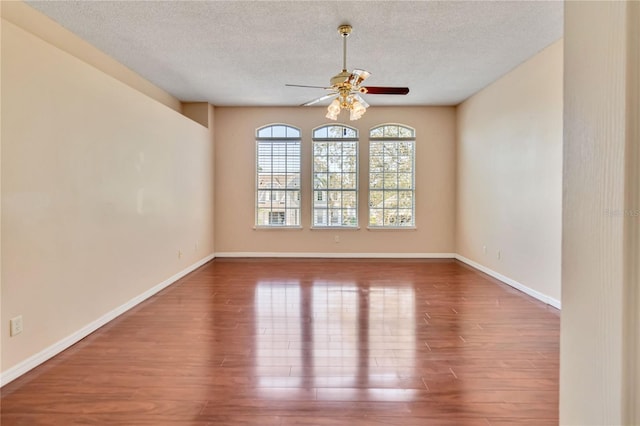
1,259,560,425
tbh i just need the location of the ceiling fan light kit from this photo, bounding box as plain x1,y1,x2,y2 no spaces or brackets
287,24,409,121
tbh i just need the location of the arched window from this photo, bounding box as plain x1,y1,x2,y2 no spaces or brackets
312,124,359,227
256,124,301,227
369,124,416,228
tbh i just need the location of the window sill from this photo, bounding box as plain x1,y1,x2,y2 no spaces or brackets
367,226,417,231
310,226,361,231
253,226,303,230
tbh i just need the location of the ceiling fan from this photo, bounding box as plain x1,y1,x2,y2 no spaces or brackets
286,25,410,120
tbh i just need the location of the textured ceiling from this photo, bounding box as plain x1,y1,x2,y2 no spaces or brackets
26,1,563,107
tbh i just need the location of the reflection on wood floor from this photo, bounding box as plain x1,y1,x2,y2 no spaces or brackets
1,259,560,425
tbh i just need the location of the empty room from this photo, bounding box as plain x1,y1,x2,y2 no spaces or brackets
1,1,638,425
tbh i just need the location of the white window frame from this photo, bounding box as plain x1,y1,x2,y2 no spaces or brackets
312,124,359,228
368,124,416,229
255,124,302,228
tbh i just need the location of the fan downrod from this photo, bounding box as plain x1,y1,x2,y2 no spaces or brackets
337,24,352,73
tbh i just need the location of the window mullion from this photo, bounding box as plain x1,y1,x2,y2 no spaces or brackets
396,145,400,220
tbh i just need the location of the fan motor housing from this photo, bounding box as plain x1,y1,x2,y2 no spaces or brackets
330,71,352,87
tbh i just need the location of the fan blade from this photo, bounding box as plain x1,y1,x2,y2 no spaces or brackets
348,69,371,87
353,93,369,109
361,86,410,95
286,84,332,89
301,93,337,106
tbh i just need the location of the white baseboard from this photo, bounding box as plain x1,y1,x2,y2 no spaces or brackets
455,254,561,309
0,253,215,387
214,252,457,259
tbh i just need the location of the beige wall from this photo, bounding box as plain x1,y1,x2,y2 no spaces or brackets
561,1,639,424
456,40,563,305
0,2,182,113
1,15,215,376
630,3,640,421
214,107,456,255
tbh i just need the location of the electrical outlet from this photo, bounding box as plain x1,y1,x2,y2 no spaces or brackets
178,250,183,259
497,250,502,260
483,245,487,254
10,315,23,337
334,235,340,243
